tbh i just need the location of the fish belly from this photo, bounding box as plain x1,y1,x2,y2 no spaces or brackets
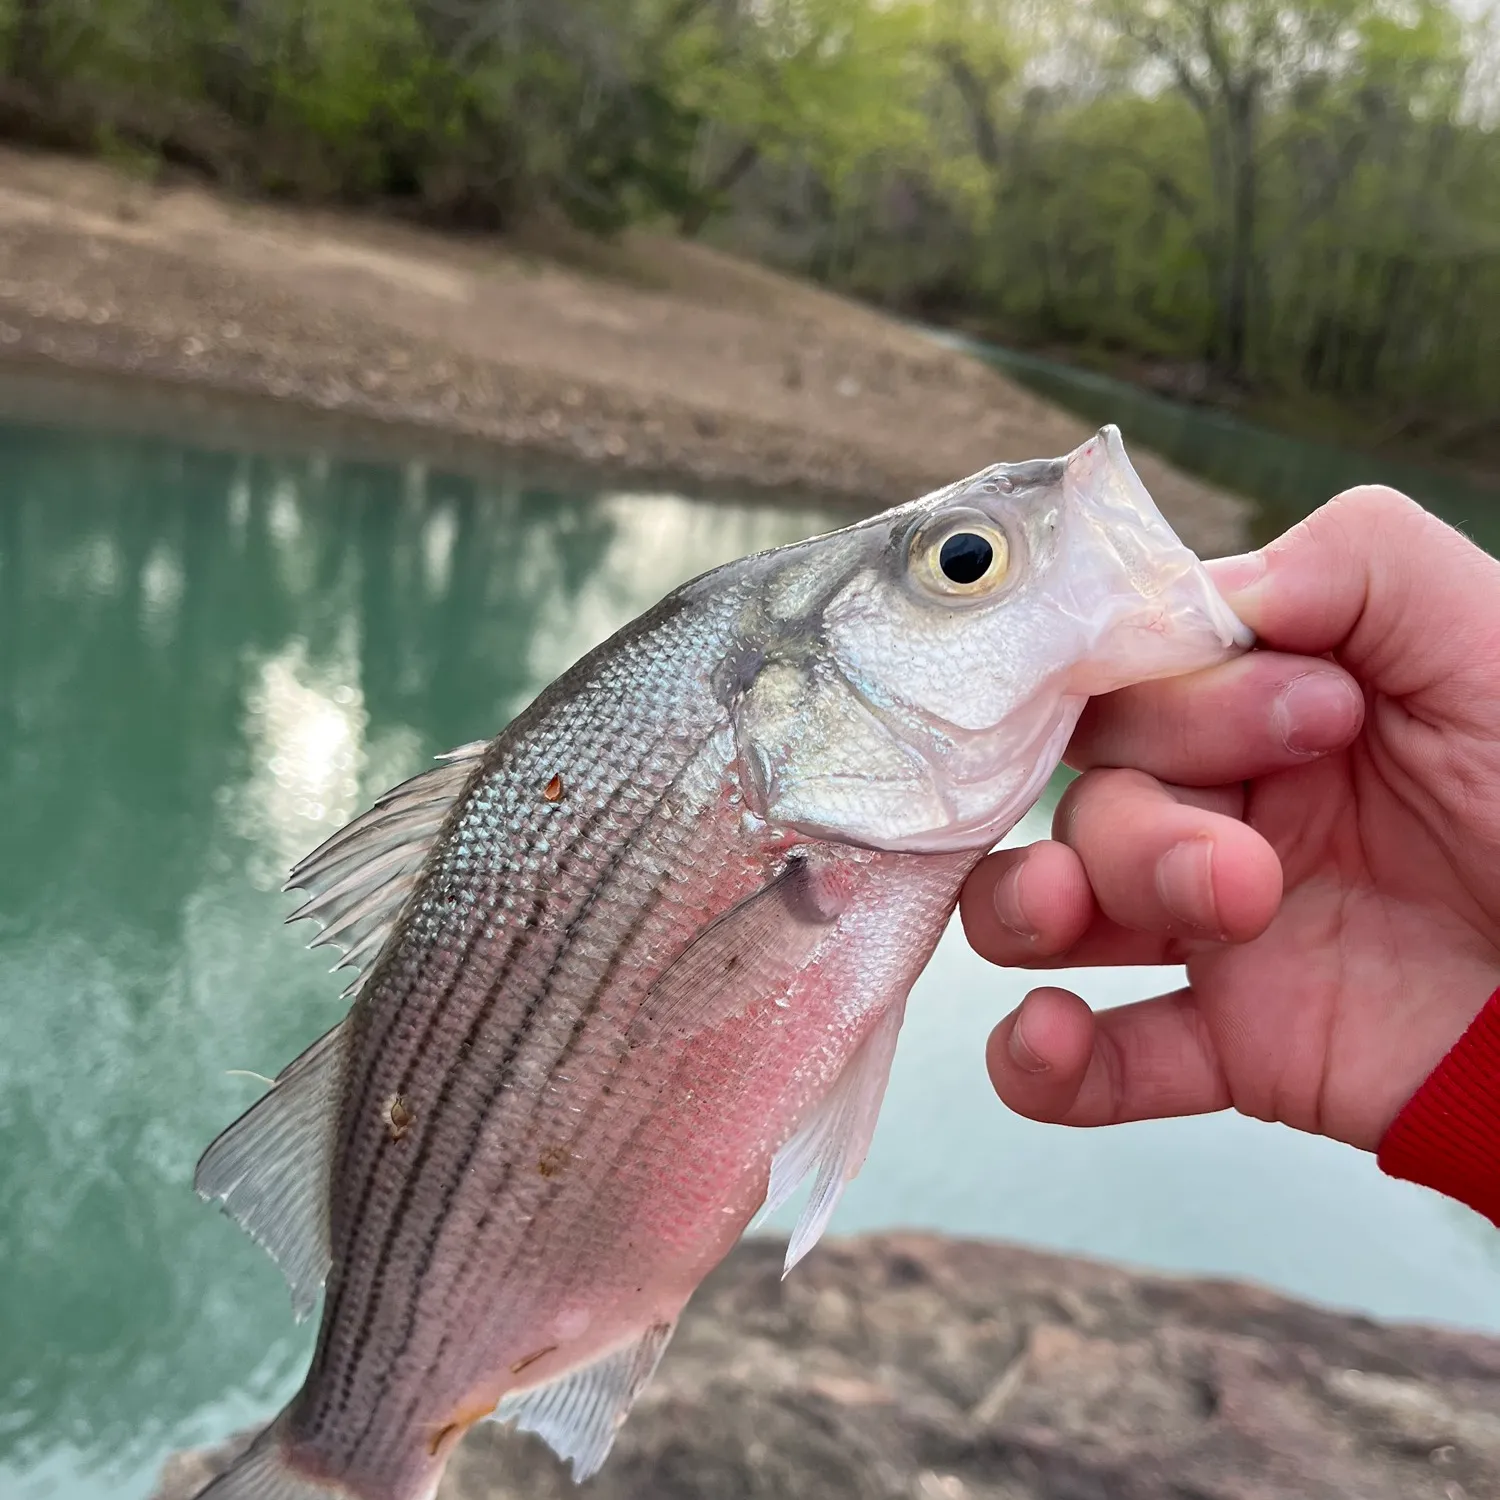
278,806,968,1498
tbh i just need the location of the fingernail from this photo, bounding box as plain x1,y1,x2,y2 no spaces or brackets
1274,672,1363,756
992,864,1036,942
1008,1012,1049,1074
1155,837,1218,933
1204,550,1267,598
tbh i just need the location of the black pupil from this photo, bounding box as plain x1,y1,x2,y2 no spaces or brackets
938,531,994,585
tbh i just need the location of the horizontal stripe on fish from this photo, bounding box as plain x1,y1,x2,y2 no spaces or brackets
381,826,724,1441
323,731,728,1462
293,596,756,1486
308,739,675,1426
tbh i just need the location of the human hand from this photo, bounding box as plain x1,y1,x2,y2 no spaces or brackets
961,486,1500,1152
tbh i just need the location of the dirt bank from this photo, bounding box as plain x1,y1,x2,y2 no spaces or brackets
155,1234,1500,1500
0,146,1249,554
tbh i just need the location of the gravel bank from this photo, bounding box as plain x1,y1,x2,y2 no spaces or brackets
0,146,1249,554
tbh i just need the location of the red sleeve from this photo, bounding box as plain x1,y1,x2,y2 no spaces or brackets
1377,986,1500,1228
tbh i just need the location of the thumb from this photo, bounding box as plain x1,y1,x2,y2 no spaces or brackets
1208,487,1500,713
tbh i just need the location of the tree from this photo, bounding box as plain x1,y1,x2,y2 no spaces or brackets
673,0,932,237
1097,0,1464,381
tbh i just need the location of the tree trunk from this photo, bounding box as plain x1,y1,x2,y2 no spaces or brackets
1220,85,1258,381
940,49,1005,176
679,141,760,236
9,0,51,89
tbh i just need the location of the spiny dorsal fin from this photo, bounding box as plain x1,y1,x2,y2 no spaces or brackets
194,1018,351,1319
492,1321,677,1480
284,739,489,996
760,998,905,1276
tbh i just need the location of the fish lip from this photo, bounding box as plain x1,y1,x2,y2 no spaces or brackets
1066,425,1255,654
1185,561,1257,653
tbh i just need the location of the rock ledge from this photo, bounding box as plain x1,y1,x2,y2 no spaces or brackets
155,1234,1500,1500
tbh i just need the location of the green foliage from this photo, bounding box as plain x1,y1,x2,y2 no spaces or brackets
0,0,1493,448
712,0,1498,449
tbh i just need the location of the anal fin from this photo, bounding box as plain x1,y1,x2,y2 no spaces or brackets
492,1321,677,1480
194,1019,351,1320
760,998,905,1275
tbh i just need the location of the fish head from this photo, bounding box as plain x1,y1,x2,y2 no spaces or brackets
728,425,1251,854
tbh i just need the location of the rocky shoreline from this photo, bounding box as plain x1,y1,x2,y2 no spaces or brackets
0,146,1249,557
154,1234,1500,1500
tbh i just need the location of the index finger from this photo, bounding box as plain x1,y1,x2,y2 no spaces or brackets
1206,486,1500,712
1066,650,1363,786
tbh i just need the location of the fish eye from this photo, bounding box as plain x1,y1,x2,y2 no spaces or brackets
939,531,993,584
909,514,1010,600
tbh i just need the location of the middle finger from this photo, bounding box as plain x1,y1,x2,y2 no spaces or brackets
1054,769,1283,940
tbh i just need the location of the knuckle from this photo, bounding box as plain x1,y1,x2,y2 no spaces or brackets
1053,766,1159,841
1273,484,1435,590
1324,483,1421,520
1290,484,1416,549
1324,485,1438,564
1093,1025,1131,1126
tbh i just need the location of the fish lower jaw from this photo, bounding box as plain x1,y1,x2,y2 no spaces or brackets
853,697,1086,855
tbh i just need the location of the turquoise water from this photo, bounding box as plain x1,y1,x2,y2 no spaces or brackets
1,382,1497,1500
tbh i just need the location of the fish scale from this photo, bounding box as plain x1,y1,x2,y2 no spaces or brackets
303,608,764,1487
187,427,1251,1500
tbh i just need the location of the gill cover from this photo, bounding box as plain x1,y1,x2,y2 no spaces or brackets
731,427,1249,854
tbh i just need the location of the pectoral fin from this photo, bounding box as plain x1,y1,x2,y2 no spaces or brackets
627,854,852,1047
492,1321,677,1480
761,998,905,1275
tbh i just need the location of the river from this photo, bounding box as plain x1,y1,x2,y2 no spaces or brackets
947,333,1500,554
1,368,1498,1500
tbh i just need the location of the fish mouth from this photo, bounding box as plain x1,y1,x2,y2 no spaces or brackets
1060,426,1253,692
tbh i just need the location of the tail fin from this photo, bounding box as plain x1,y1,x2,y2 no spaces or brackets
188,1424,359,1500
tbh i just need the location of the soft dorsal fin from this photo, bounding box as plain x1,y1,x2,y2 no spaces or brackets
492,1321,677,1480
284,739,489,996
760,998,905,1275
627,854,851,1047
194,1018,351,1319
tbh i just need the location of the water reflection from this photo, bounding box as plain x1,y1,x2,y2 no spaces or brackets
233,639,369,886
0,420,839,1499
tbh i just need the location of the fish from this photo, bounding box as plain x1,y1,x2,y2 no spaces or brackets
188,426,1250,1500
